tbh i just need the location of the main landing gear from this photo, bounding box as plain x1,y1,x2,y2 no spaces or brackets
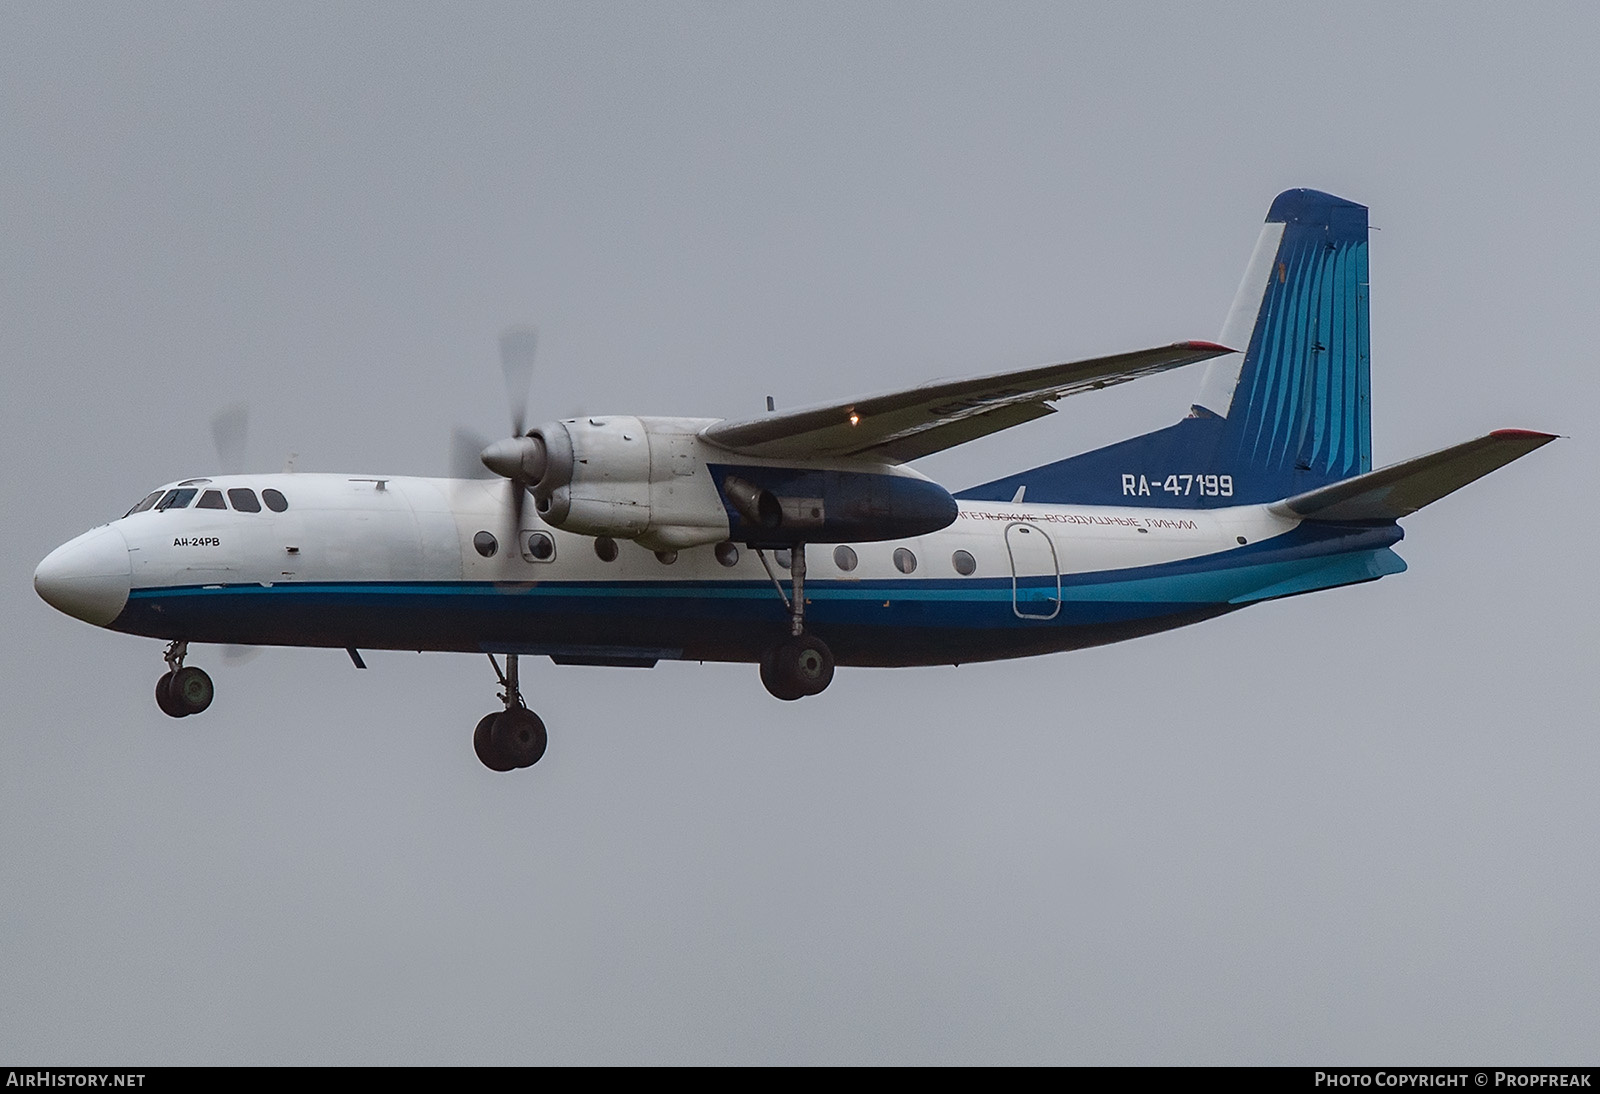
474,653,548,772
155,639,214,718
757,544,835,702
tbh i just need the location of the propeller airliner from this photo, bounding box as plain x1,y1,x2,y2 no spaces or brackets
34,189,1555,772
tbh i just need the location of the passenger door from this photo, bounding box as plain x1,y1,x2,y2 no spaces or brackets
1004,522,1060,620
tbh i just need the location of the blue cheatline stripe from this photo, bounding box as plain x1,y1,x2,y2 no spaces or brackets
125,547,1405,615
112,547,1406,662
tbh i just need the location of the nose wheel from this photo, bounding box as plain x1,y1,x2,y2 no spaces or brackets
475,653,548,771
155,640,213,718
757,545,836,700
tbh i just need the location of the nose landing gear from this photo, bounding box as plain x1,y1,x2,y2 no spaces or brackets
757,545,835,701
474,653,548,771
155,640,213,718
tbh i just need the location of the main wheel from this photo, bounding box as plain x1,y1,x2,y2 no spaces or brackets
473,712,516,772
167,666,213,715
759,646,806,701
490,708,548,768
784,634,835,696
762,634,835,699
155,671,187,718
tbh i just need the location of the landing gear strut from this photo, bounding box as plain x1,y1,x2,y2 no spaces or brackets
474,653,548,771
757,545,835,701
155,639,214,718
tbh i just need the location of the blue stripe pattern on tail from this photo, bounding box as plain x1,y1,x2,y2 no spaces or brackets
959,189,1373,507
1233,190,1371,484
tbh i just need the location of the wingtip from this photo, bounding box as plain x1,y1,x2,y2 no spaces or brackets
1488,428,1560,443
1178,339,1237,355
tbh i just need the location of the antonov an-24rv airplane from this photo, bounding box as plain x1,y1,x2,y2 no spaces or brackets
35,189,1555,772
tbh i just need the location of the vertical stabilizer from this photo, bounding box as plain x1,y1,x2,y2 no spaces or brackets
959,189,1374,508
1207,189,1371,482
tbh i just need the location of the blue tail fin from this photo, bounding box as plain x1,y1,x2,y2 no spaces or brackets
959,189,1372,507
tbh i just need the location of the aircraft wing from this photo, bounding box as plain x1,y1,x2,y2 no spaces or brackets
699,340,1233,462
1268,429,1558,522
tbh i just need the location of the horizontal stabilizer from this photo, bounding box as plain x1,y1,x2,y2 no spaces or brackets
701,341,1231,462
1268,430,1557,522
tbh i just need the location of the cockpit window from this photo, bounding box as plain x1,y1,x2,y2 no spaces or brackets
228,488,261,513
262,488,288,512
197,490,226,509
155,488,198,511
125,491,163,517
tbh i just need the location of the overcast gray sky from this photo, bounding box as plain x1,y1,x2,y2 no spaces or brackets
4,2,1597,1065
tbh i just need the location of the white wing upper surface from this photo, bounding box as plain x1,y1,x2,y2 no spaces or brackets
699,341,1232,462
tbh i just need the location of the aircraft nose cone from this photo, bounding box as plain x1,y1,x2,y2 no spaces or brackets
34,525,131,626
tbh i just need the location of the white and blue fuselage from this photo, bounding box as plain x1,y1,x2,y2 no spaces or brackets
32,189,1552,770
37,470,1405,668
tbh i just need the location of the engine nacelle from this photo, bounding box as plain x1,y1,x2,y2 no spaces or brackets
486,416,960,551
707,464,957,547
523,416,731,550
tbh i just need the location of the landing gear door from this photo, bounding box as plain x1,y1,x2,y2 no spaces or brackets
1005,522,1060,620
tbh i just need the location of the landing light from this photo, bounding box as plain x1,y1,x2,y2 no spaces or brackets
848,412,860,426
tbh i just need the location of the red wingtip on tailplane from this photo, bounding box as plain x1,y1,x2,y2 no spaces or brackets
1489,429,1560,441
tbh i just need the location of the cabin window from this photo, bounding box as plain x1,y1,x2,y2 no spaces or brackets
892,547,917,574
125,491,163,517
262,488,289,512
473,531,498,558
524,532,555,562
156,488,198,511
594,536,619,563
655,550,678,565
228,488,261,512
774,549,792,571
197,490,226,510
951,550,977,576
714,541,740,567
833,545,858,572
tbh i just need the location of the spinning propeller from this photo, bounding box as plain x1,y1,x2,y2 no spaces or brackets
211,402,250,476
208,403,260,665
454,327,548,543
